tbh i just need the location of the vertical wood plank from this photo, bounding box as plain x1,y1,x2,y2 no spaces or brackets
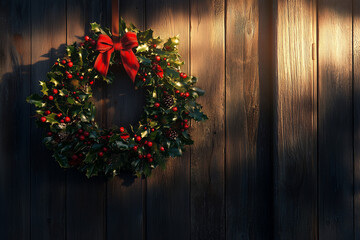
354,1,360,239
145,1,190,239
106,2,145,239
318,0,353,239
30,0,67,239
0,0,31,239
190,0,226,239
65,3,109,240
225,0,273,239
273,0,317,239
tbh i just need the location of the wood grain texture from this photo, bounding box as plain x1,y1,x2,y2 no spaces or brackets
190,0,226,239
0,0,31,239
355,2,360,239
145,1,190,239
273,0,317,239
225,0,273,239
318,0,353,239
65,1,108,239
106,1,145,239
30,0,67,239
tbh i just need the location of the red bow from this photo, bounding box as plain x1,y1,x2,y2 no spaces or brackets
94,32,139,82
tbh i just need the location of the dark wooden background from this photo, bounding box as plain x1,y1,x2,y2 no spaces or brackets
1,0,359,239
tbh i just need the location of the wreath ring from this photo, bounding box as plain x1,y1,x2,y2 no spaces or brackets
27,20,207,177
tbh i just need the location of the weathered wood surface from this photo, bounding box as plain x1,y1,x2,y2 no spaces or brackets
318,0,354,239
0,0,31,239
190,0,226,239
274,0,317,239
1,0,360,239
226,0,273,239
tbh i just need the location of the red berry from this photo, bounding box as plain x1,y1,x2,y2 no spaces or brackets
71,154,78,161
78,129,83,134
80,76,84,80
133,146,138,151
89,81,94,85
182,73,187,79
184,111,189,115
57,113,63,118
48,95,54,101
184,123,189,129
120,127,125,132
180,72,184,78
136,136,141,142
84,36,90,41
163,57,167,60
98,152,104,157
84,131,89,137
45,110,51,115
67,62,73,67
153,44,157,48
65,95,69,98
180,92,184,97
47,132,53,137
40,117,46,122
172,107,178,112
167,62,171,66
103,147,108,152
79,135,85,141
143,78,146,82
154,102,160,108
139,154,143,159
53,89,58,94
144,73,148,76
148,158,153,163
184,119,188,123
67,74,73,79
175,90,180,94
55,62,59,65
151,128,155,132
147,141,153,147
154,115,158,119
146,153,152,159
185,92,190,97
61,60,66,64
91,40,96,45
160,146,165,152
65,116,71,122
60,119,65,123
155,56,161,61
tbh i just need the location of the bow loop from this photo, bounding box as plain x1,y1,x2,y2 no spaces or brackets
94,32,139,82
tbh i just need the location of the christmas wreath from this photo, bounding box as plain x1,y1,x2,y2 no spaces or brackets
27,20,207,177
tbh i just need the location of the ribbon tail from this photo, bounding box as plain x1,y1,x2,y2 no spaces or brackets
94,50,113,76
120,50,139,82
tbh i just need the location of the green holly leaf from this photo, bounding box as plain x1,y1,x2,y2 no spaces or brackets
138,56,151,66
168,147,182,157
26,94,45,108
119,18,127,36
137,29,153,42
191,87,205,96
114,140,129,150
46,113,59,125
40,81,49,95
50,78,60,87
189,108,208,121
136,44,149,53
90,22,103,34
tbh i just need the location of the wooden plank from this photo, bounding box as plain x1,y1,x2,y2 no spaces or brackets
355,1,360,239
0,0,31,239
145,0,190,239
65,1,108,239
318,0,353,239
30,0,67,239
225,0,273,239
106,1,145,239
190,0,225,239
273,0,317,239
